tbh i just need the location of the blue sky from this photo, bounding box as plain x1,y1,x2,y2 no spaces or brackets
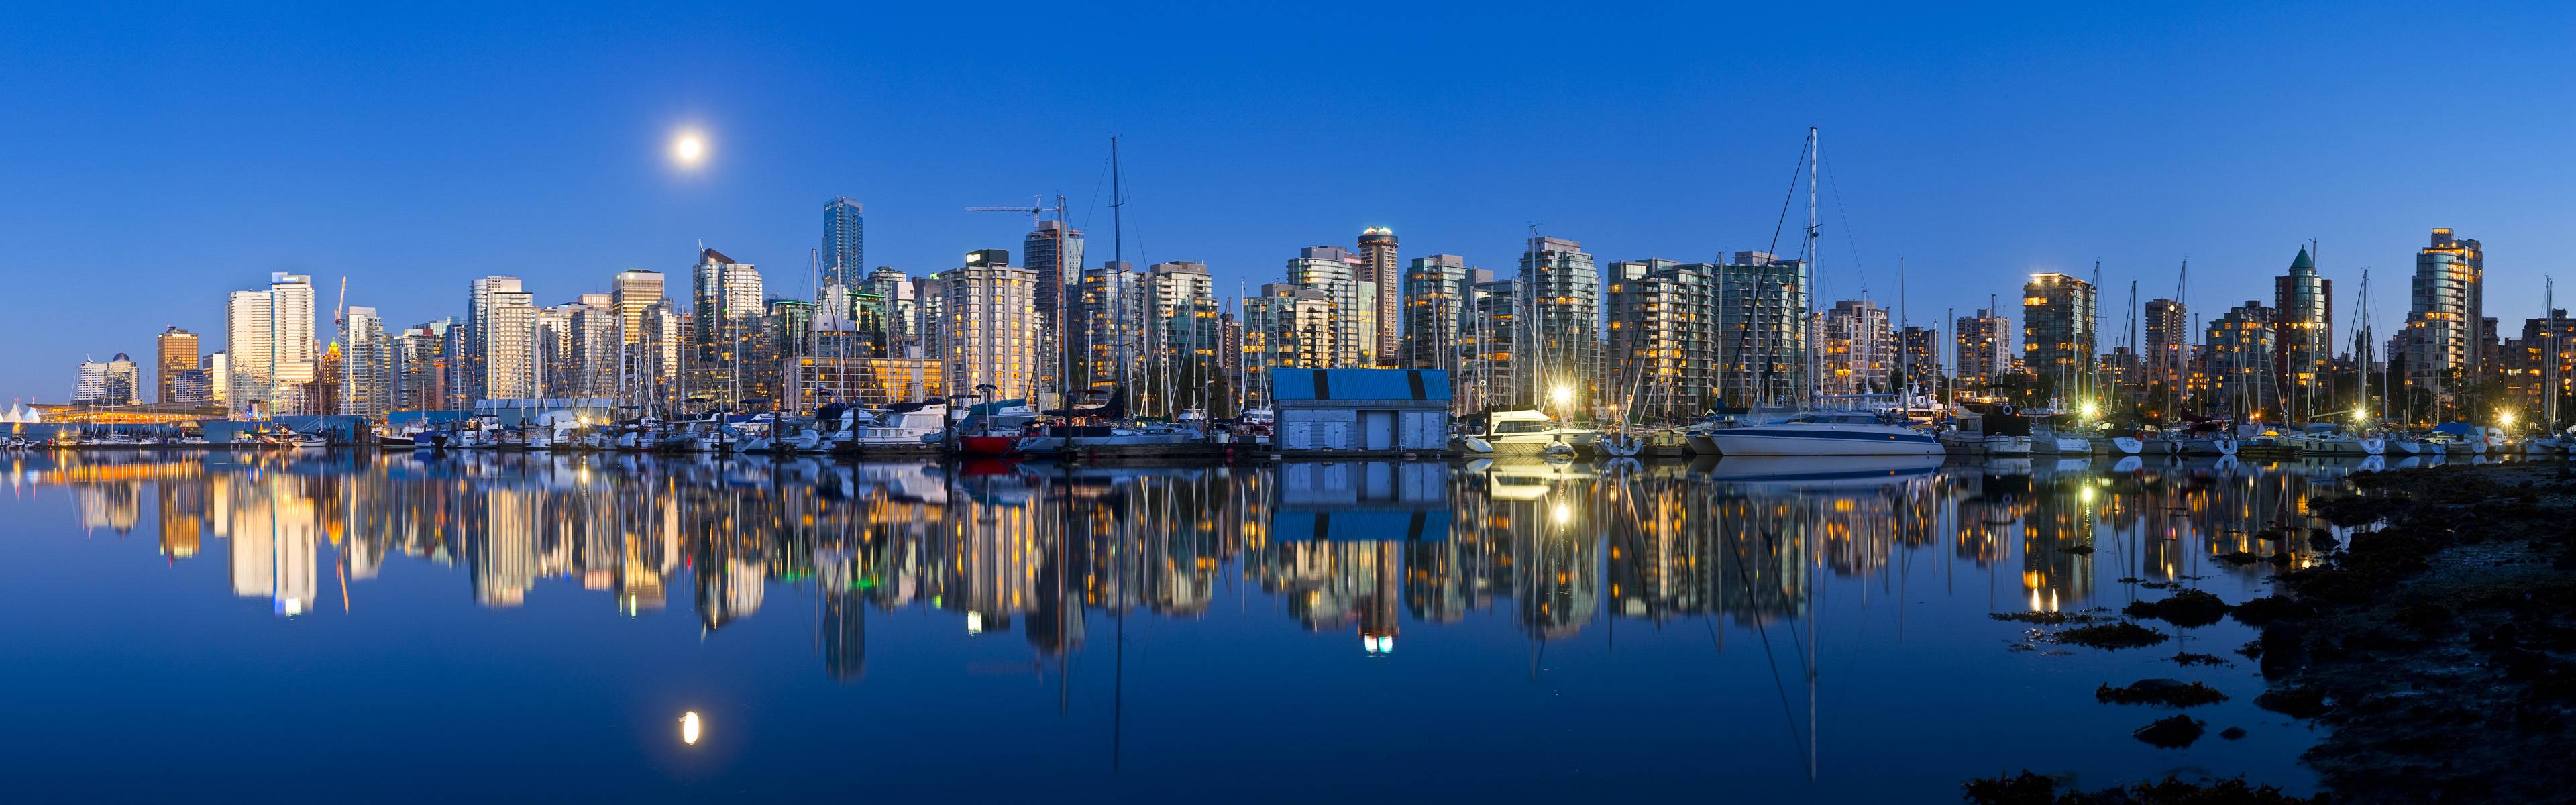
4,1,2572,399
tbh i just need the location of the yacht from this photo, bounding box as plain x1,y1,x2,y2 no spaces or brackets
1703,409,1944,457
1459,409,1602,457
830,401,948,453
1939,405,2032,456
2285,423,2384,456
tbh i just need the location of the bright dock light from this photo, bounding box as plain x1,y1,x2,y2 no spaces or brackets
680,711,702,745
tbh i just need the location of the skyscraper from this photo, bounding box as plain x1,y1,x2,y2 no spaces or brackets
1358,227,1401,366
156,327,199,404
1819,299,1894,394
821,197,865,288
1400,254,1471,371
1714,252,1809,407
2273,247,2333,415
1521,236,1599,413
1240,283,1336,404
1955,307,2014,394
466,276,527,401
1142,261,1222,416
1605,259,1717,417
1286,246,1377,368
2207,300,2281,419
204,352,227,405
2022,272,2097,398
1025,219,1085,400
267,273,317,411
691,248,763,401
395,321,448,411
1079,261,1143,389
1898,326,1941,390
341,306,392,419
2402,228,2483,400
928,256,1040,400
226,289,274,414
2144,298,2188,394
468,276,535,401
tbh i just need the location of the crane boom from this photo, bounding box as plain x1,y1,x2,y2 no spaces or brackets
965,194,1067,228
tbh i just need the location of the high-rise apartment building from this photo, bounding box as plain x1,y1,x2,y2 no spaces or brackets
1240,282,1336,405
204,352,227,405
395,321,448,411
1400,254,1471,371
1463,274,1525,411
2022,273,2097,395
225,274,315,415
1079,261,1143,390
1605,259,1717,417
1357,227,1401,366
1143,261,1222,415
1521,236,1599,412
484,299,539,400
1714,252,1808,407
691,248,764,400
927,257,1040,401
1024,219,1084,399
2144,298,2188,393
2401,228,2483,398
1819,299,1894,395
2273,247,2333,414
155,327,198,404
1898,326,1941,391
821,197,865,288
341,306,392,419
1955,307,2014,394
2207,300,2281,419
466,276,527,401
1286,246,1377,368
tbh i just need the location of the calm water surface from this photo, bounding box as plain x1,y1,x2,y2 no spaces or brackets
1,451,2363,800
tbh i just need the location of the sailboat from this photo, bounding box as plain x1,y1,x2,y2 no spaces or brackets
1699,129,1943,458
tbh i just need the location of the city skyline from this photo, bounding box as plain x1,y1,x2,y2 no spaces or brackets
8,4,2575,398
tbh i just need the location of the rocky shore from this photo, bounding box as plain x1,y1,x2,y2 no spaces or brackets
1970,461,2576,804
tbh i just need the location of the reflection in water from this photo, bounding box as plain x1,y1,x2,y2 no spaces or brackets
6,451,2358,674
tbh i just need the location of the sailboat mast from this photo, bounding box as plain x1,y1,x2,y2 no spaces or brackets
1804,126,1819,405
1109,136,1127,410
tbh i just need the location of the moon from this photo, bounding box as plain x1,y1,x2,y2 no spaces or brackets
671,133,706,166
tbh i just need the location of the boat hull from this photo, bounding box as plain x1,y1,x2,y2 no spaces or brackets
1705,424,1944,457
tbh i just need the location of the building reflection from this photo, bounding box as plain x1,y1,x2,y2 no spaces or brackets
15,449,2365,674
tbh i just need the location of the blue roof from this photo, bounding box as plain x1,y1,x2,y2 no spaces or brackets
1269,369,1451,402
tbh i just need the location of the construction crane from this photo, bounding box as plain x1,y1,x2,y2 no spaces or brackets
965,194,1067,227
333,276,348,330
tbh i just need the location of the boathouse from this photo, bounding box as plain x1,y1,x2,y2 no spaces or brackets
1267,368,1450,454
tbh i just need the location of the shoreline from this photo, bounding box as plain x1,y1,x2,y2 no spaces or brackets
1971,461,2576,804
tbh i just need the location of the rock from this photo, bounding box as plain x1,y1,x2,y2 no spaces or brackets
2133,714,2206,748
2051,622,2170,649
2221,726,2248,740
2256,686,2329,719
2171,651,2231,667
2230,595,2315,627
2125,589,2233,627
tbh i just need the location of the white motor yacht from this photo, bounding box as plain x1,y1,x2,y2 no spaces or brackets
1703,410,1944,457
1459,409,1601,456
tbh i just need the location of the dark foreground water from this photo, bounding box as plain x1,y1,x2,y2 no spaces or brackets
0,450,2361,801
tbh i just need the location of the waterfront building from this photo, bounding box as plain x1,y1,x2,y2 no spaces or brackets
303,342,342,415
341,306,393,419
1714,252,1808,407
2022,273,2097,400
2499,310,2576,420
1400,254,1471,372
1079,260,1144,390
466,276,529,401
637,301,686,407
268,273,318,413
1024,220,1084,399
225,273,317,415
484,299,539,400
1605,259,1717,418
1955,307,2013,395
691,248,765,402
566,297,621,399
926,256,1040,402
1357,227,1401,366
395,321,448,411
1143,261,1222,416
1521,236,1599,413
1819,299,1894,395
168,369,212,407
2274,247,2334,417
611,270,667,392
786,356,943,411
2206,300,2281,419
2145,298,2188,396
821,197,865,288
203,352,227,405
1286,246,1378,369
2101,346,2143,398
2400,228,2484,401
1898,326,1940,392
155,327,198,404
1240,283,1336,405
73,353,140,406
1462,274,1525,411
870,268,918,356
1218,313,1244,399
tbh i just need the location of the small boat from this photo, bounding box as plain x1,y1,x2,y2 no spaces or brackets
1939,403,2031,456
1458,409,1601,457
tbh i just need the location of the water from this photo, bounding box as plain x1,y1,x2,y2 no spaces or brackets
0,451,2355,800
